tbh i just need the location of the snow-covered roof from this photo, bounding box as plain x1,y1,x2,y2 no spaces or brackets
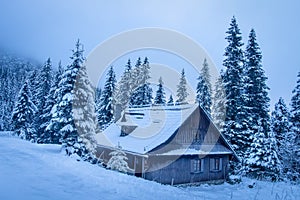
95,104,198,154
156,145,232,156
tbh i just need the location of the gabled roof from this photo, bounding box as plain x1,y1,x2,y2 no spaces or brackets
95,104,238,161
95,104,198,154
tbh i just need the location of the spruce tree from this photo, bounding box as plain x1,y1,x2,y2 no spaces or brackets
97,66,116,129
129,83,153,106
115,59,132,109
41,62,64,144
47,40,84,157
212,72,227,130
176,69,188,104
33,58,53,142
245,120,281,181
129,57,152,107
73,64,98,161
130,57,142,92
222,16,250,158
11,80,37,141
290,71,300,175
28,69,40,106
154,77,166,105
271,97,296,180
196,58,212,114
244,29,271,137
167,94,174,106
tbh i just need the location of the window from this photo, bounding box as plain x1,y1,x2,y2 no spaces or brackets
191,159,204,173
210,157,222,171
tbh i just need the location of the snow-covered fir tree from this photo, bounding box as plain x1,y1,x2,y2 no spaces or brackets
28,69,40,106
154,77,166,105
167,94,174,106
73,64,98,161
290,71,300,175
11,80,37,141
141,57,151,84
176,69,188,104
129,57,142,92
222,16,250,158
47,40,85,157
244,29,271,140
107,148,130,173
32,58,53,142
129,57,152,107
245,120,281,181
97,66,116,129
115,59,132,109
41,62,64,144
129,83,153,107
271,98,292,150
196,58,212,114
271,97,297,180
95,87,102,106
212,72,227,130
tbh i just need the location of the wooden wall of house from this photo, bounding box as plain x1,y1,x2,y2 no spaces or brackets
145,155,229,185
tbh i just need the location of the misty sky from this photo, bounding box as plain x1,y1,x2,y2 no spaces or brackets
0,0,299,109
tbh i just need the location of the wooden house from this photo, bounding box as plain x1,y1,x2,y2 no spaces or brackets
95,104,238,185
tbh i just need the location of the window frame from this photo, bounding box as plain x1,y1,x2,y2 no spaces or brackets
191,159,204,173
209,157,222,172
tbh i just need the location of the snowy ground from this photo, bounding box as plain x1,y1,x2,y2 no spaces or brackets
0,132,299,200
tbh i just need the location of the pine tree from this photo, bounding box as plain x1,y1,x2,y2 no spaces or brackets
167,94,174,106
290,71,300,175
42,62,64,144
222,16,249,157
271,97,296,180
97,66,116,129
154,77,166,105
196,58,212,114
73,64,98,161
11,80,37,141
115,59,132,109
47,40,84,157
244,29,271,138
107,148,130,173
176,69,188,104
212,72,227,130
33,58,53,142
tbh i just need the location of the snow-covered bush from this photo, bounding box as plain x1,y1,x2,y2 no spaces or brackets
107,148,130,173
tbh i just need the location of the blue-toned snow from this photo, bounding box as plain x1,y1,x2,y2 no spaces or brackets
1,132,299,200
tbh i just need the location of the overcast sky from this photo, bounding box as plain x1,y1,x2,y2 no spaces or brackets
0,0,299,109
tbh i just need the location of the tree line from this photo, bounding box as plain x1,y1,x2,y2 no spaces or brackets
0,16,299,182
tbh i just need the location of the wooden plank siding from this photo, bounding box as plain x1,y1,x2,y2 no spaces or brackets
145,155,229,185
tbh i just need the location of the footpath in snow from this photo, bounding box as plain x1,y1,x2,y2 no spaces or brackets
0,132,299,200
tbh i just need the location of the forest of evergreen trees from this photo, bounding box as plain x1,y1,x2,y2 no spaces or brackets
0,17,299,182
